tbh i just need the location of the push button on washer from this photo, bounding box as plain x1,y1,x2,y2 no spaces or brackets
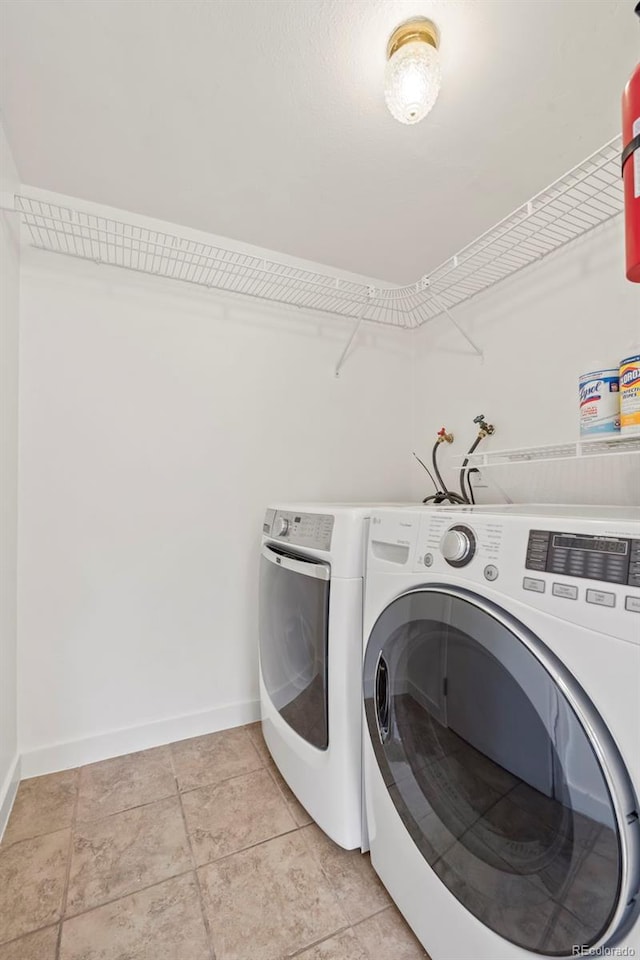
625,596,640,614
552,583,578,600
484,564,499,581
586,589,616,608
523,577,545,593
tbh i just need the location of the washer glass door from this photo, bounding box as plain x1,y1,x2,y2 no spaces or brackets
363,586,638,956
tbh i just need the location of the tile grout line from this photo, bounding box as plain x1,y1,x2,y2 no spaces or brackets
296,825,390,932
55,768,80,960
74,785,179,826
171,744,217,960
243,735,387,960
250,729,314,828
53,821,311,930
59,866,197,924
285,904,401,959
286,921,353,958
57,741,224,928
261,752,310,819
3,728,286,943
171,723,266,798
4,724,308,954
3,785,180,845
178,762,269,800
0,922,61,953
195,821,304,869
4,724,266,837
1,726,406,960
55,762,266,832
166,736,305,867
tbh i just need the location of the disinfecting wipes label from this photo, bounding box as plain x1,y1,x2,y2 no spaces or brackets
579,368,620,435
620,354,640,434
634,117,640,199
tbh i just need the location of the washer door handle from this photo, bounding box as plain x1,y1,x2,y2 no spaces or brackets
375,654,390,744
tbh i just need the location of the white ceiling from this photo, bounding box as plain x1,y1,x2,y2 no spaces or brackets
0,0,637,284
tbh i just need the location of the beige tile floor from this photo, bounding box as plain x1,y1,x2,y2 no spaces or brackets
0,723,428,960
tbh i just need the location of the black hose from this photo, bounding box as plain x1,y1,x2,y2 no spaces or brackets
422,492,467,505
467,470,479,505
413,452,438,494
459,436,482,504
432,442,449,494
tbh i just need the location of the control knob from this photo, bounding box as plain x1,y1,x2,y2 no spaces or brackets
276,517,290,537
440,525,477,567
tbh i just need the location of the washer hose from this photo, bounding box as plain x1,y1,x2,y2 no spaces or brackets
432,441,449,495
459,436,482,504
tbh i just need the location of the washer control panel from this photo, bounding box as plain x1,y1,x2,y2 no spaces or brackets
263,509,334,551
526,530,640,588
368,506,640,636
420,512,504,570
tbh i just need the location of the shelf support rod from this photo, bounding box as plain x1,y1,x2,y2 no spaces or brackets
335,311,366,378
429,292,483,359
334,288,374,378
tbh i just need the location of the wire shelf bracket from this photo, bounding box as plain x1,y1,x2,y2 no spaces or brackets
425,285,483,359
334,286,377,377
4,136,623,372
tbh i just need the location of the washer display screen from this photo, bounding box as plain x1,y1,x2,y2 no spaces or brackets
553,535,627,554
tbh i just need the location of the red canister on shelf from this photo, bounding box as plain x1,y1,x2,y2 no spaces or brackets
622,3,640,282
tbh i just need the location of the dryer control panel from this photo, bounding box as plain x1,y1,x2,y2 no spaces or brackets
263,509,334,551
526,530,640,588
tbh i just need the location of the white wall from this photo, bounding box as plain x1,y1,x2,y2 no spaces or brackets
18,251,415,775
0,121,21,829
410,219,640,505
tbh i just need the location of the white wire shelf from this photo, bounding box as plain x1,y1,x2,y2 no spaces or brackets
453,434,640,469
10,136,622,329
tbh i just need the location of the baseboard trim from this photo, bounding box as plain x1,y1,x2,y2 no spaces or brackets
20,699,261,779
0,754,21,842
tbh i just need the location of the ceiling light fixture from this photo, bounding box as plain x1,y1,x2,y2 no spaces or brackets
385,18,441,125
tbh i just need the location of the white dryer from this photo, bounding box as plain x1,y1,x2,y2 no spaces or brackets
259,503,381,850
363,504,640,958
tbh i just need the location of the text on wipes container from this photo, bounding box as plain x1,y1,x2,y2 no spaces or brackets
579,381,604,405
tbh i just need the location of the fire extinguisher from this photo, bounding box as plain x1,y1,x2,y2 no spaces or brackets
622,1,640,282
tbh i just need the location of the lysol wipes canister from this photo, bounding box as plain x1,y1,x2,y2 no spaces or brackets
579,365,620,436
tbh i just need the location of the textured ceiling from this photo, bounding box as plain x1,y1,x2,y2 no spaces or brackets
0,0,637,284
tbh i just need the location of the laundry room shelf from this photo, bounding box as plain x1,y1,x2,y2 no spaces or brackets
7,136,623,330
453,434,640,469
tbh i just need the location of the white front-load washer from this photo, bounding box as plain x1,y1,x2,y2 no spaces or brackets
259,503,385,850
363,504,640,958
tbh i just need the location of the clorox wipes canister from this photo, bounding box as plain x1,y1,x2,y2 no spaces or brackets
579,365,621,436
620,351,640,435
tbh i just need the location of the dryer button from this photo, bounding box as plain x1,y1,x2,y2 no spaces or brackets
624,596,640,614
484,564,499,581
423,553,434,567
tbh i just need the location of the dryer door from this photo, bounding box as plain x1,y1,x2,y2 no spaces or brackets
259,544,330,750
363,585,639,956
